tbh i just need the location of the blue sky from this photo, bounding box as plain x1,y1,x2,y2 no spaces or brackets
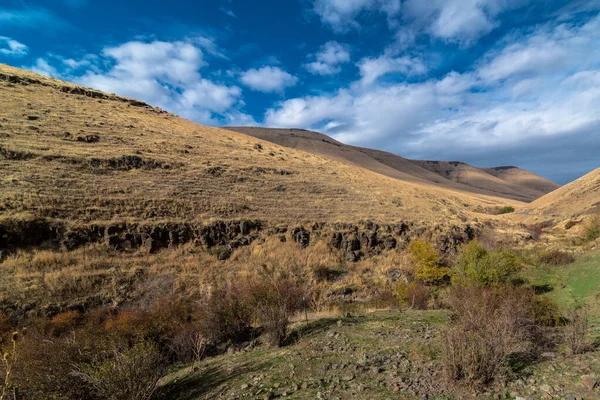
1,0,599,183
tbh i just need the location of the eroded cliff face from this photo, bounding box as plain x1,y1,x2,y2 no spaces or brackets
0,216,477,263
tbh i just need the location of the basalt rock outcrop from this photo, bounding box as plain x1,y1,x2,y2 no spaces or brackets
0,216,478,262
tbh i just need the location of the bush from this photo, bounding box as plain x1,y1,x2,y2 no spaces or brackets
498,206,515,215
538,249,575,266
441,286,541,387
199,283,253,345
584,211,600,242
565,303,592,355
247,278,306,347
452,240,521,287
396,282,430,310
407,239,449,284
74,341,165,400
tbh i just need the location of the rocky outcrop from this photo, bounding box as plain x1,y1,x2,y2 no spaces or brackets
0,217,478,262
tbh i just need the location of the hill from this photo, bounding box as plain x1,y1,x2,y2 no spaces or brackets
410,160,559,202
527,168,600,218
483,166,560,194
0,64,524,230
223,127,557,202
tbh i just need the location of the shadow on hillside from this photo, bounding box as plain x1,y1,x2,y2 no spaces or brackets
157,360,271,400
533,284,554,295
284,315,363,346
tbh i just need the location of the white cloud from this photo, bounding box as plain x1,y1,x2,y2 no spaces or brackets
27,39,253,126
29,58,59,77
357,54,427,85
265,14,600,182
312,0,401,32
0,36,28,57
401,0,529,45
239,66,298,93
305,41,350,75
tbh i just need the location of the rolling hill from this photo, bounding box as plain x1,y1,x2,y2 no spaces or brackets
527,168,600,218
0,64,521,233
224,127,558,203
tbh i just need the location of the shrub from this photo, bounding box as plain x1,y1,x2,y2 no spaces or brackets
538,249,575,266
441,286,541,387
247,278,306,347
452,240,521,287
565,303,592,355
47,310,83,337
532,296,562,326
74,341,164,400
584,211,600,242
408,239,449,284
199,283,253,344
498,206,515,215
396,281,430,310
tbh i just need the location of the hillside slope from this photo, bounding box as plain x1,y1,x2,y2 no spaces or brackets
483,166,560,194
0,64,519,229
527,168,600,217
411,160,557,202
224,127,555,202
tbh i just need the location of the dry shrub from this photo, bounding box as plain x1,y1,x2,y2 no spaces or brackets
47,310,83,336
565,303,592,355
247,278,306,347
396,282,430,310
441,286,541,387
583,210,600,242
199,283,253,345
15,329,98,400
73,341,164,400
538,249,575,266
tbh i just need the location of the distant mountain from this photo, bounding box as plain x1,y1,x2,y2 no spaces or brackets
224,127,558,203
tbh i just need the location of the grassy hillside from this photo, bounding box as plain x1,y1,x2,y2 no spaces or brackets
0,64,522,229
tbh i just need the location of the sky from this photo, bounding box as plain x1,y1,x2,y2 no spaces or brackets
1,0,599,184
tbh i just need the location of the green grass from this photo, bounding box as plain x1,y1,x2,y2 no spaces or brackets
525,250,600,336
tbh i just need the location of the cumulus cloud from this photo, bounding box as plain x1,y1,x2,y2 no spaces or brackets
402,0,529,45
357,54,427,85
0,36,28,57
305,41,350,75
239,66,298,93
312,0,401,32
265,14,600,183
28,39,254,126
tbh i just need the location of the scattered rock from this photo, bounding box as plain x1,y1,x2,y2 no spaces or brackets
77,134,100,143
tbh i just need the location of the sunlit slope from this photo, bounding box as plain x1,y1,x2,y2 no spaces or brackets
0,64,520,226
527,168,600,217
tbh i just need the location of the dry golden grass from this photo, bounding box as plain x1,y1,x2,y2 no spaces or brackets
0,63,523,227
